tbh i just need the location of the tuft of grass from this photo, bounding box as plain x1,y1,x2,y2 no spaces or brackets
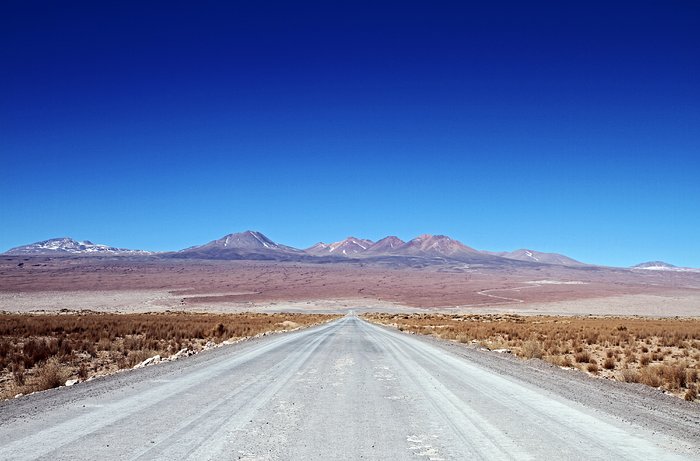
621,368,640,383
660,364,687,390
559,355,574,368
31,358,67,392
77,362,89,379
639,366,663,388
520,340,544,359
603,357,616,370
11,363,25,386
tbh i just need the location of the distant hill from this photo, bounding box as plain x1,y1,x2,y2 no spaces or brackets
391,234,485,260
310,234,510,264
307,234,502,263
632,261,699,272
169,231,310,261
3,237,152,256
306,237,374,256
491,249,587,267
364,236,405,254
397,234,475,256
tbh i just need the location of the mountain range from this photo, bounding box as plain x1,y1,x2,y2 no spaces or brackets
170,232,507,264
3,231,693,270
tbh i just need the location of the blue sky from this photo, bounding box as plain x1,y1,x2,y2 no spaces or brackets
1,1,699,267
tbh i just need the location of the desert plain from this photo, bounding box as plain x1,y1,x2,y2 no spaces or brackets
1,254,699,459
2,255,700,316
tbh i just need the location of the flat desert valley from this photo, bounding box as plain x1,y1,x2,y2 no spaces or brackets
2,255,700,316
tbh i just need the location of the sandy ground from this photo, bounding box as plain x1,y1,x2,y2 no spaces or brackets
2,290,699,317
457,293,700,317
2,256,700,316
0,290,177,313
0,291,401,314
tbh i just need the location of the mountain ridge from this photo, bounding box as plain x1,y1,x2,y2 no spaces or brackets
632,261,700,273
6,231,685,270
489,248,587,267
169,230,310,261
4,237,152,256
306,237,374,256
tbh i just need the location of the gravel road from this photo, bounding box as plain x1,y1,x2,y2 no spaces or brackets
1,315,698,460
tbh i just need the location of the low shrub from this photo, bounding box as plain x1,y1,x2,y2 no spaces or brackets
639,366,663,388
520,340,544,359
621,368,640,383
31,358,66,392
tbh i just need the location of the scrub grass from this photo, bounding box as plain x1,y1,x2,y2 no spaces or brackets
363,313,700,400
0,311,339,400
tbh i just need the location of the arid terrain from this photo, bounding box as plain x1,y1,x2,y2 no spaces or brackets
1,254,699,458
1,316,698,460
364,313,700,400
2,255,700,316
0,311,338,400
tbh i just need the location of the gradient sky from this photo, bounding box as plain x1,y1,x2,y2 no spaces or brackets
1,1,699,267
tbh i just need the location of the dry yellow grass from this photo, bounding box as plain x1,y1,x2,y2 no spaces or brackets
363,313,700,400
0,312,339,400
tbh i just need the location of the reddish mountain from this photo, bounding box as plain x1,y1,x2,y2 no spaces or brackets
306,242,331,254
171,231,307,261
306,237,374,256
306,234,512,264
395,234,481,258
364,236,405,254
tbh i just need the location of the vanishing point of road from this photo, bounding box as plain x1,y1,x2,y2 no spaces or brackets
1,315,698,460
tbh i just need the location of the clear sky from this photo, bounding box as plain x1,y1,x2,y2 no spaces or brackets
1,1,699,267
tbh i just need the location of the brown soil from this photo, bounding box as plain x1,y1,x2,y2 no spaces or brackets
2,256,699,312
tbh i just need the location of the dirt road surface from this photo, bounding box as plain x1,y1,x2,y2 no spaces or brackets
1,316,698,460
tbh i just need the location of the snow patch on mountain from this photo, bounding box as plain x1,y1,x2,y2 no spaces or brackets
306,237,374,256
632,261,700,272
4,237,151,255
